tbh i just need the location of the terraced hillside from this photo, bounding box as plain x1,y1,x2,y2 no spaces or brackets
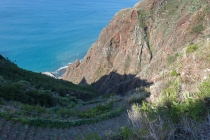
0,112,129,140
0,92,145,140
0,53,146,139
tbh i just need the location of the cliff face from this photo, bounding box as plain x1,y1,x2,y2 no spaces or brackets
63,0,210,94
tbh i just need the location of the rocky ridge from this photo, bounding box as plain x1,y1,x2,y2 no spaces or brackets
63,0,210,95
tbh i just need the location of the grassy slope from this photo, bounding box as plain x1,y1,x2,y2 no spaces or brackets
123,0,210,139
0,55,98,107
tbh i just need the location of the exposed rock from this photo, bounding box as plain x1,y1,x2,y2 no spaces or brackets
63,0,210,94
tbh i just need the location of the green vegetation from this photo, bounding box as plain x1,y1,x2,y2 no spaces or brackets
138,10,147,30
78,133,101,140
167,53,178,65
0,55,98,108
0,105,124,128
159,80,206,121
188,0,202,14
120,126,134,139
191,24,205,34
78,102,114,118
1,55,127,128
0,55,128,130
166,0,180,15
186,44,198,53
82,99,103,106
197,39,210,63
198,77,210,99
0,0,210,138
0,87,56,107
127,77,210,139
171,69,179,77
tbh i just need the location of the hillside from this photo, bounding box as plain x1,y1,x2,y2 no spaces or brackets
63,0,210,95
62,0,210,139
0,55,131,139
1,0,210,139
0,55,98,105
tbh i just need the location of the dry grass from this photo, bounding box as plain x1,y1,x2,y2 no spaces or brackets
197,38,210,67
127,92,148,104
177,115,210,140
127,104,175,140
127,103,210,140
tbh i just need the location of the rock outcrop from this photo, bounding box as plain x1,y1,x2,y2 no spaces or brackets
63,0,210,94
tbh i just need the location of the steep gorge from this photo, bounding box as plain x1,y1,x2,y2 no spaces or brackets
63,0,210,95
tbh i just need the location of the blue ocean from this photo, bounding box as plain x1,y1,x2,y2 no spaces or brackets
0,0,139,72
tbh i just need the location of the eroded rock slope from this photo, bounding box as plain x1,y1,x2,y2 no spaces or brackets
63,0,210,94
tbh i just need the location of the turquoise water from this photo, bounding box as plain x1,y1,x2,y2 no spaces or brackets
0,0,139,72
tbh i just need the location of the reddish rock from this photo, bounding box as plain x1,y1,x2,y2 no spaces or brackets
63,0,210,94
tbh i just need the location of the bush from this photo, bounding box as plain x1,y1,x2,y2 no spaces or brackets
15,106,125,128
120,126,134,139
127,104,175,139
171,70,179,76
198,78,210,99
0,54,98,104
78,102,114,118
22,104,51,114
0,85,58,107
129,90,210,138
56,108,75,117
128,103,210,140
186,44,198,53
0,85,29,103
167,53,178,65
169,98,206,121
191,24,205,33
161,81,179,107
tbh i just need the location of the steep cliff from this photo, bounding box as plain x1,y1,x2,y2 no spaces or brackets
63,0,210,94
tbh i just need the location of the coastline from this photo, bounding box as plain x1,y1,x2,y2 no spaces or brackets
42,59,83,79
42,66,68,79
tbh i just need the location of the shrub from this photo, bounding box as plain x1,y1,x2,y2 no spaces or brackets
0,85,29,103
127,78,210,139
22,104,51,114
78,102,114,118
19,106,124,128
177,116,210,139
56,108,75,117
161,81,179,106
120,126,134,139
198,78,210,99
169,98,206,121
128,103,210,140
127,104,175,139
186,44,198,53
171,70,179,76
167,53,178,65
191,24,205,33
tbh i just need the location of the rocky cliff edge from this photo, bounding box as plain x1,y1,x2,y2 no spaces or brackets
63,0,210,95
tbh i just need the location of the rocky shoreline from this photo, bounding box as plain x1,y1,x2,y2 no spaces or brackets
42,66,68,79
